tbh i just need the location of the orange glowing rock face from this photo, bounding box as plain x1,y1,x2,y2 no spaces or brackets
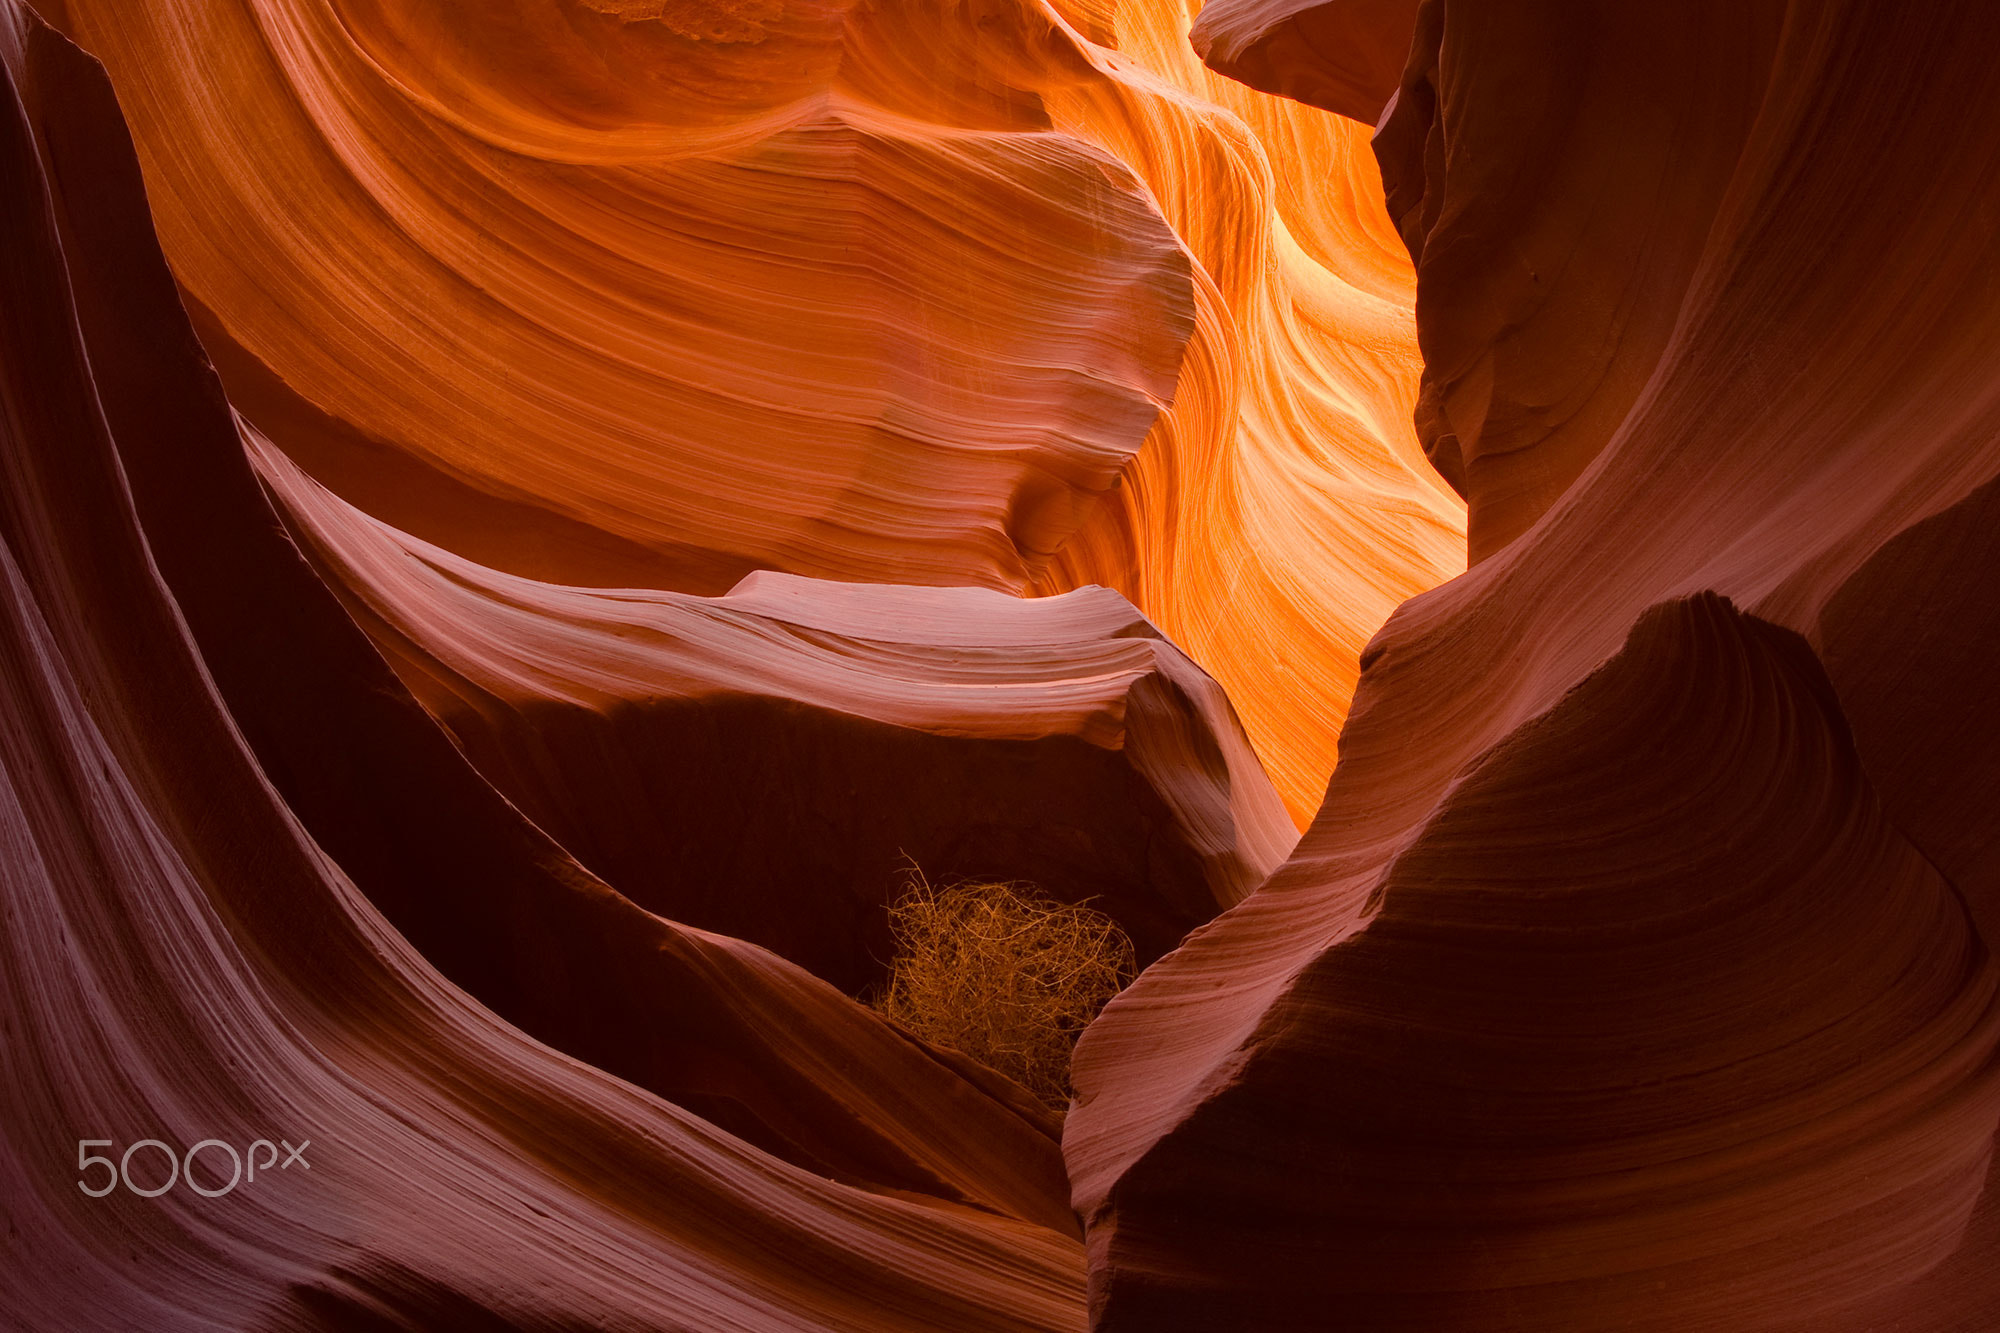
1034,2,1465,823
48,0,1464,825
58,0,1192,593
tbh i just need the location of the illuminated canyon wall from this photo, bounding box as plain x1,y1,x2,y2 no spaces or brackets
3,0,1997,1329
38,0,1463,823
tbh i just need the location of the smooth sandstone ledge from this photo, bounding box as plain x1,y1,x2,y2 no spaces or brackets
253,428,1298,997
1069,595,2000,1330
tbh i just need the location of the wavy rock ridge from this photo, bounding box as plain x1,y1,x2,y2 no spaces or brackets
1073,595,2000,1328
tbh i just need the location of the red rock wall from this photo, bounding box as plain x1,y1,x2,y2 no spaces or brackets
1071,0,2000,1326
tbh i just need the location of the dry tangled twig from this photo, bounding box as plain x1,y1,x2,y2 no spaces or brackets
875,872,1135,1112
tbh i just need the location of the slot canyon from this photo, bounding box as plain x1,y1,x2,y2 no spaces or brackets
2,0,1997,1328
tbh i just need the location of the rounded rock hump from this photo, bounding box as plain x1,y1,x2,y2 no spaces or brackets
1077,595,2000,1328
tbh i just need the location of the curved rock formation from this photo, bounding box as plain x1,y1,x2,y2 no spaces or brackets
1036,0,1465,818
1073,596,2000,1329
1071,0,2000,1325
255,431,1295,994
2,12,1093,1324
51,0,1195,598
45,0,1465,823
28,10,1091,1229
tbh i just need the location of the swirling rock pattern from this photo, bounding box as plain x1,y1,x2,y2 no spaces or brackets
1074,596,2000,1329
53,0,1194,596
44,0,1466,824
33,21,1091,1233
1035,1,1465,819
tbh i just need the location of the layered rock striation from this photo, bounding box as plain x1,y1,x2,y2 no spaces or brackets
44,0,1465,823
